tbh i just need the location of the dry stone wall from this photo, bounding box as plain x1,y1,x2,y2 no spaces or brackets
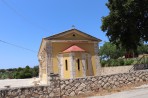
1,70,148,98
60,70,148,96
0,86,60,98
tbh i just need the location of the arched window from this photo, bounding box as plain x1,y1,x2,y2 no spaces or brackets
65,60,68,71
77,59,80,71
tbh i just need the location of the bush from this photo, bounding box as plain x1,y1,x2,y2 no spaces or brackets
125,59,134,65
109,59,117,66
1,73,8,79
0,65,39,79
119,59,124,66
24,73,32,78
101,58,135,67
101,60,107,67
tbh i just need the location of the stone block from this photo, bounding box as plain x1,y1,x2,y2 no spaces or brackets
75,82,80,87
65,80,70,85
70,91,75,96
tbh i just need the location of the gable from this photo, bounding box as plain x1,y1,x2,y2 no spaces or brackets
44,29,101,42
54,31,92,40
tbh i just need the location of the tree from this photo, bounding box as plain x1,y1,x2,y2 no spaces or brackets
99,42,125,60
138,43,148,54
101,0,148,52
32,66,39,77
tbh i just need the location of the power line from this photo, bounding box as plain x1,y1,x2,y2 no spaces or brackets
0,39,37,53
1,0,49,32
1,0,24,19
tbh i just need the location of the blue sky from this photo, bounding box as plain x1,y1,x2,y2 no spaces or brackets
0,0,109,69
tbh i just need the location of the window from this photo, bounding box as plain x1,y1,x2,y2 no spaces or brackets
73,34,76,37
77,59,80,71
87,64,88,70
86,59,88,70
65,60,68,71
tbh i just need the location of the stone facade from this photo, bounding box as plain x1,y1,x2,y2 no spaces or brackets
1,70,148,97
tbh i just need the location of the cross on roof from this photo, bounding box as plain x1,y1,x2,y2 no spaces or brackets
72,25,75,29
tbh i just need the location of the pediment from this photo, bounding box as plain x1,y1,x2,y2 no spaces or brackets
44,29,101,42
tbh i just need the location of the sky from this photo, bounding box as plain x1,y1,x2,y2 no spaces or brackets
0,0,109,69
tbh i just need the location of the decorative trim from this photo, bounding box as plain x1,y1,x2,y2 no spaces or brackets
44,29,101,42
50,40,97,43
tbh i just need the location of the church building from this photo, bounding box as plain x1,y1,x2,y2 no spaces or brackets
38,28,101,84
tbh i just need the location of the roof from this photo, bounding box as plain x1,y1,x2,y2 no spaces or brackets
44,28,101,42
38,28,101,56
62,45,85,53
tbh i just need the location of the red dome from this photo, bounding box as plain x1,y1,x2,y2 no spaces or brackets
63,45,85,53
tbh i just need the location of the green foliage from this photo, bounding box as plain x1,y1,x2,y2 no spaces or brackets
119,59,124,66
99,42,125,59
101,58,134,67
109,59,119,66
124,59,134,65
138,44,148,54
24,73,32,78
0,73,8,79
101,0,148,52
0,65,39,79
100,60,107,67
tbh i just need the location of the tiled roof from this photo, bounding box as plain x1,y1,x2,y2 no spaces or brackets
63,45,85,53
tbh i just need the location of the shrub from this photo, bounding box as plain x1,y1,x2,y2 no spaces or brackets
101,60,107,67
1,73,8,79
101,58,135,67
125,59,134,65
24,73,32,78
119,59,124,66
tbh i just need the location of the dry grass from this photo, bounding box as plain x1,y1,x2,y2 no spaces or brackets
64,82,148,98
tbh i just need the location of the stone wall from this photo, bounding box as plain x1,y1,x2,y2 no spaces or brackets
101,65,133,75
60,70,148,96
1,70,148,97
0,86,60,98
